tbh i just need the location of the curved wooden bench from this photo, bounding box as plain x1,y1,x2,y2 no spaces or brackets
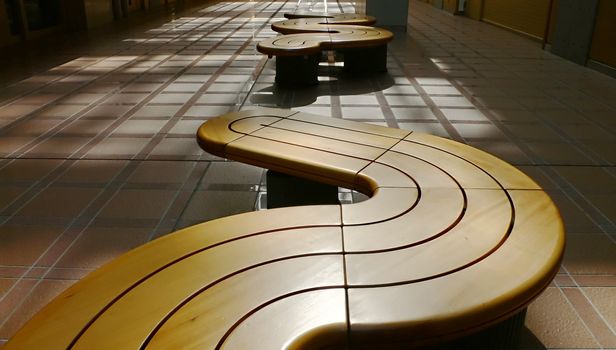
284,11,343,19
273,14,377,34
6,107,564,349
257,25,392,57
258,16,393,85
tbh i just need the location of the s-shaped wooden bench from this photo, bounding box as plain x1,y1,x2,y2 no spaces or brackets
257,14,392,85
6,108,564,349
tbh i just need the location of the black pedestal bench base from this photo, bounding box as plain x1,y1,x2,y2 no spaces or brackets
275,54,320,86
421,309,527,350
266,170,339,209
340,44,388,74
273,45,389,86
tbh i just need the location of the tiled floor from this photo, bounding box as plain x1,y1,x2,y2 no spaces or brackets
0,0,615,348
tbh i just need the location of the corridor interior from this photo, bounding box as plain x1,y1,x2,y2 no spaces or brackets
0,0,614,348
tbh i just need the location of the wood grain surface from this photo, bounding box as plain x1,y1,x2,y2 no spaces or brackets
6,107,564,349
258,15,392,57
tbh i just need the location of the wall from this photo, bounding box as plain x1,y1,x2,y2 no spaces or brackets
546,0,558,43
0,3,15,46
84,0,114,28
482,0,552,40
429,0,443,9
355,0,409,27
464,0,482,20
589,0,616,68
0,0,186,48
129,0,145,13
551,0,598,65
62,0,88,31
431,0,614,75
443,0,458,14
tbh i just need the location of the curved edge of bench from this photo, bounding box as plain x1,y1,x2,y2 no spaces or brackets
196,108,566,346
257,26,393,57
6,108,565,350
272,14,378,34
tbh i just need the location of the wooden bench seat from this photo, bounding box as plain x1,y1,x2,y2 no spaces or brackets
284,11,344,19
6,107,564,350
257,14,393,85
273,14,377,34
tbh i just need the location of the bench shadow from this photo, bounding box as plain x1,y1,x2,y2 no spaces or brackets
249,65,396,108
519,326,548,350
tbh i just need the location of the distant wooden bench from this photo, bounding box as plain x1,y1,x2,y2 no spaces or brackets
6,107,564,350
284,11,335,19
284,12,375,20
257,14,393,85
275,13,377,33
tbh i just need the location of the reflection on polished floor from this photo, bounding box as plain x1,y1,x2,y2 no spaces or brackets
0,0,614,348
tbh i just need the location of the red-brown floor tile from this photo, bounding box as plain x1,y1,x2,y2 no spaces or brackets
0,224,66,266
147,138,204,159
132,105,181,118
582,141,616,164
127,160,196,185
554,274,576,287
583,287,616,332
54,160,127,184
526,287,600,348
0,279,16,301
45,267,93,280
24,267,47,279
168,119,208,135
0,105,40,120
0,267,28,279
13,187,101,219
0,279,75,339
0,137,36,156
562,287,616,348
0,279,37,334
57,119,115,136
468,140,532,164
26,136,91,158
149,93,193,104
0,187,27,212
112,120,168,135
83,105,133,118
564,233,616,275
96,188,177,220
4,119,63,137
585,194,616,223
179,190,257,227
526,142,592,165
104,93,148,105
85,137,150,158
199,161,263,189
574,275,616,287
61,93,106,104
555,166,616,195
55,226,150,269
122,82,163,93
547,191,601,233
36,104,86,119
35,227,83,266
0,159,62,183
